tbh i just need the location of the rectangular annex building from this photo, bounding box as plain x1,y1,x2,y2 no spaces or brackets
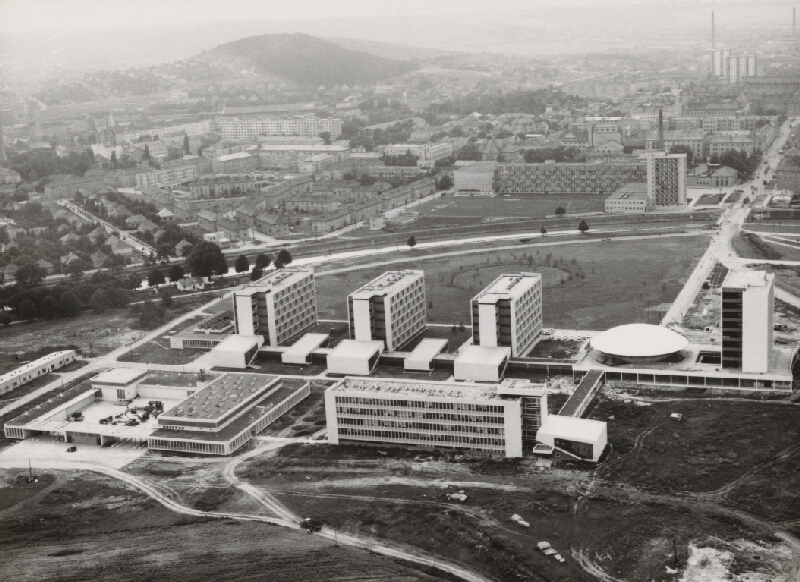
149,373,310,455
233,268,317,347
471,273,542,357
325,377,524,457
722,270,774,373
347,270,426,351
0,350,76,396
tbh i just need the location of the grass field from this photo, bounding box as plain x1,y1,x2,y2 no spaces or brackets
316,236,710,330
0,469,440,582
418,193,606,221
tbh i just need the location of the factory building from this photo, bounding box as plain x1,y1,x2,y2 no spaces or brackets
233,268,317,347
722,271,774,373
470,273,543,358
347,270,426,351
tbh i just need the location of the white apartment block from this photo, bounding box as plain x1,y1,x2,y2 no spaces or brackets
721,271,774,374
233,268,317,347
325,377,530,458
471,273,543,358
382,142,454,161
135,164,199,189
118,120,212,143
347,270,426,351
645,151,686,208
217,117,343,142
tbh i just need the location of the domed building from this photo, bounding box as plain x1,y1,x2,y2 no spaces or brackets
589,324,689,365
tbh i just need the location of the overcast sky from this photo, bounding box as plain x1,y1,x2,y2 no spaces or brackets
0,0,757,34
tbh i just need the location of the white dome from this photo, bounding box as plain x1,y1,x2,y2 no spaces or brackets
590,324,688,359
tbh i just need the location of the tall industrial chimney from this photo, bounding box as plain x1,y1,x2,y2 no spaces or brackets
658,109,664,150
712,12,715,49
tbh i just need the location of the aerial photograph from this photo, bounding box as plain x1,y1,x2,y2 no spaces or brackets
0,0,799,580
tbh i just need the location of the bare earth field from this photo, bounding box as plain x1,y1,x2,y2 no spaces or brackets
0,469,445,582
316,236,709,329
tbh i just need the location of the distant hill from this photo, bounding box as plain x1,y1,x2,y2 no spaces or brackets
199,33,418,86
324,38,460,62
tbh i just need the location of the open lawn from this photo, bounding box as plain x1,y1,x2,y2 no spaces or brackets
415,193,606,222
315,236,710,330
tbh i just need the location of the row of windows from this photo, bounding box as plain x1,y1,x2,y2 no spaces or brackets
339,417,505,435
335,396,504,413
336,408,504,424
338,427,505,449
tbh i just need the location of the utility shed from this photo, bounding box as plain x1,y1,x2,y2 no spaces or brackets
282,333,329,365
454,345,511,382
207,335,263,369
327,340,384,376
536,416,607,462
404,338,448,371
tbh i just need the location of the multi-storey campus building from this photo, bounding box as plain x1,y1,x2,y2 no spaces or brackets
493,161,647,195
471,273,543,357
233,268,317,347
646,151,687,208
721,271,774,373
217,117,343,142
347,270,426,351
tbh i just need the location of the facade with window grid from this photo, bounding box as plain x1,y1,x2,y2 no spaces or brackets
233,268,317,347
645,151,686,208
471,273,543,357
348,270,426,351
325,378,524,457
493,162,646,195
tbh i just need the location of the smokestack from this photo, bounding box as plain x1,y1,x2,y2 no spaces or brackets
712,12,715,49
658,109,664,150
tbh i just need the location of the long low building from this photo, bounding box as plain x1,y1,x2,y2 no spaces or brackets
0,350,77,396
494,161,647,195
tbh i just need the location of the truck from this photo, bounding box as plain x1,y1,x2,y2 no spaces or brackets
300,518,322,534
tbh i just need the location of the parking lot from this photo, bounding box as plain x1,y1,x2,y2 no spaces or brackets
0,438,149,470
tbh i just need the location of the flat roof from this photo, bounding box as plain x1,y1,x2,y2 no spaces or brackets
93,368,148,386
722,270,773,290
608,182,648,199
590,324,688,358
350,270,423,299
538,415,606,443
151,382,306,442
454,161,497,174
258,145,348,152
330,376,505,401
237,267,314,295
284,333,329,358
456,345,511,366
218,152,252,161
473,273,540,303
162,373,279,421
329,339,384,360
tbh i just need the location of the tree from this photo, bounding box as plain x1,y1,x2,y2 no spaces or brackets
555,207,566,216
183,135,191,155
160,288,173,307
407,236,417,249
540,226,547,236
669,145,694,167
250,265,263,281
18,299,37,322
0,313,11,327
274,249,292,269
319,131,332,145
60,291,82,317
66,259,86,280
187,241,228,278
15,260,45,287
436,175,452,190
110,150,117,169
138,300,165,329
255,253,272,269
148,268,165,287
234,255,250,273
40,296,59,320
168,264,184,282
90,289,111,313
578,220,589,234
143,144,150,161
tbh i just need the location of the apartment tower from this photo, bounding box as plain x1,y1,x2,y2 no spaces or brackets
721,271,774,373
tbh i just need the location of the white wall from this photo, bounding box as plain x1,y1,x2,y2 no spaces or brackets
503,400,523,458
478,303,498,347
324,390,339,444
352,299,373,342
742,286,771,373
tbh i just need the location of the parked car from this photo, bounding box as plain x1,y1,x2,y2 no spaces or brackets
66,446,77,453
